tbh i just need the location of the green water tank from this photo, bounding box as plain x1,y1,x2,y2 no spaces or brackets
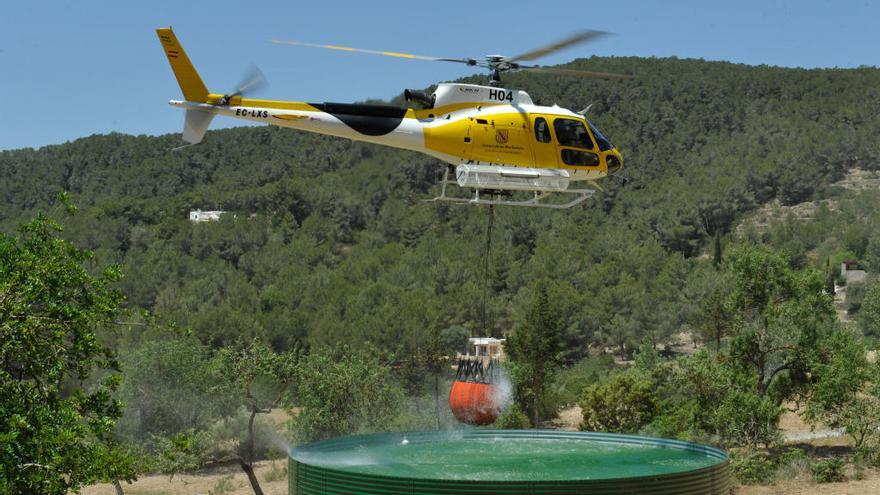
288,430,732,495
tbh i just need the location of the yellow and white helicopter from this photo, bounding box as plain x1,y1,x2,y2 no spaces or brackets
157,28,627,208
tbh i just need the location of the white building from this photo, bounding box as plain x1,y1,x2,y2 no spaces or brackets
841,261,868,285
468,337,506,360
189,209,225,223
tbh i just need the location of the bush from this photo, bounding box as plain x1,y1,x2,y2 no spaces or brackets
209,474,241,494
579,368,658,433
148,429,216,476
495,405,531,429
118,337,222,439
211,407,288,460
554,355,619,406
262,461,288,482
289,348,405,442
645,399,714,444
713,388,782,449
855,444,880,468
811,458,845,483
730,450,775,484
846,281,868,314
773,448,810,482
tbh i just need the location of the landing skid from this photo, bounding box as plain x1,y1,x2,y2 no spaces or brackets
428,167,594,209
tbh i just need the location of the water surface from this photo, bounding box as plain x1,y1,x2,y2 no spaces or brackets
292,434,723,481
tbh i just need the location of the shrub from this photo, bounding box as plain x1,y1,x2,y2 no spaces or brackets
846,281,868,314
646,399,714,444
811,458,845,483
263,461,288,482
554,355,619,406
773,448,810,482
713,388,782,449
289,348,405,442
579,368,658,433
209,474,241,494
148,429,216,476
855,444,880,468
495,405,531,429
730,450,775,485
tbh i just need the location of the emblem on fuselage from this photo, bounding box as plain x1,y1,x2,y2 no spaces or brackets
495,130,509,144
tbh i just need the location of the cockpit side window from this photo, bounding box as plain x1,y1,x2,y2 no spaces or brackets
534,117,551,143
553,118,594,150
588,121,614,151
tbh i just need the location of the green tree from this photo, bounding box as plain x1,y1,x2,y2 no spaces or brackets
506,284,564,426
440,325,470,355
418,326,452,431
657,351,782,448
803,332,879,449
290,347,404,442
118,337,220,439
859,281,880,337
0,215,136,494
691,272,735,352
213,338,301,495
727,245,835,400
579,368,658,433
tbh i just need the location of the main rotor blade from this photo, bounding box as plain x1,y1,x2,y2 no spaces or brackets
521,66,631,80
509,30,609,62
272,39,476,65
230,64,268,98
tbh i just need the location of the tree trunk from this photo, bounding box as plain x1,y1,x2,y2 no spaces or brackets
239,458,264,495
530,382,539,428
433,373,441,431
240,408,265,495
113,480,125,495
531,397,538,428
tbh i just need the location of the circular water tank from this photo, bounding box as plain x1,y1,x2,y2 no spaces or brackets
289,430,732,495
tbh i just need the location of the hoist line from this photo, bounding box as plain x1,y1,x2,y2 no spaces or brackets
479,204,495,338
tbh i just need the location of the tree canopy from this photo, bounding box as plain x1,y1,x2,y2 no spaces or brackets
0,215,135,494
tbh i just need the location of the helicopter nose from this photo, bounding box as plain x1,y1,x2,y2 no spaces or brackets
607,150,623,174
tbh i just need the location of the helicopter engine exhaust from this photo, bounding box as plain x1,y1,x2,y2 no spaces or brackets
455,164,570,192
404,89,435,109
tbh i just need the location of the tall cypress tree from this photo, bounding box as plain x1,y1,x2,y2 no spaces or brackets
505,283,564,427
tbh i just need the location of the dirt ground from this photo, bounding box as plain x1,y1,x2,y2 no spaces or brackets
83,460,289,495
83,457,880,495
736,473,880,495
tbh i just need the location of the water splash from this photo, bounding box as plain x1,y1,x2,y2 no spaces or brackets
489,367,513,412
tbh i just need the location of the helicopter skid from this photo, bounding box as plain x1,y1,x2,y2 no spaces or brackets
429,167,593,209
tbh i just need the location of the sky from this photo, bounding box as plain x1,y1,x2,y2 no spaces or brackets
1,0,877,150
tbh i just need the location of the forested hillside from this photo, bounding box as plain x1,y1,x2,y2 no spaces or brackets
6,55,880,493
2,56,880,357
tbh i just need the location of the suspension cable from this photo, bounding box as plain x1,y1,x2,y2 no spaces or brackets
480,205,495,338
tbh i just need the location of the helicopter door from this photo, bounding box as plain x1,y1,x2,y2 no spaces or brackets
552,117,600,168
530,115,556,168
468,118,530,165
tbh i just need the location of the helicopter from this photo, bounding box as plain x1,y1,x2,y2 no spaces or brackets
157,28,628,208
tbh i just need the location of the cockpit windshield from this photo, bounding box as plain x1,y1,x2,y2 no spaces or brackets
587,121,614,152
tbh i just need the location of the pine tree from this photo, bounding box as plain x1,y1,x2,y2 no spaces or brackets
505,283,564,427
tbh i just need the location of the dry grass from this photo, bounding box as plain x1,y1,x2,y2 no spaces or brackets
736,469,880,495
82,460,289,495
